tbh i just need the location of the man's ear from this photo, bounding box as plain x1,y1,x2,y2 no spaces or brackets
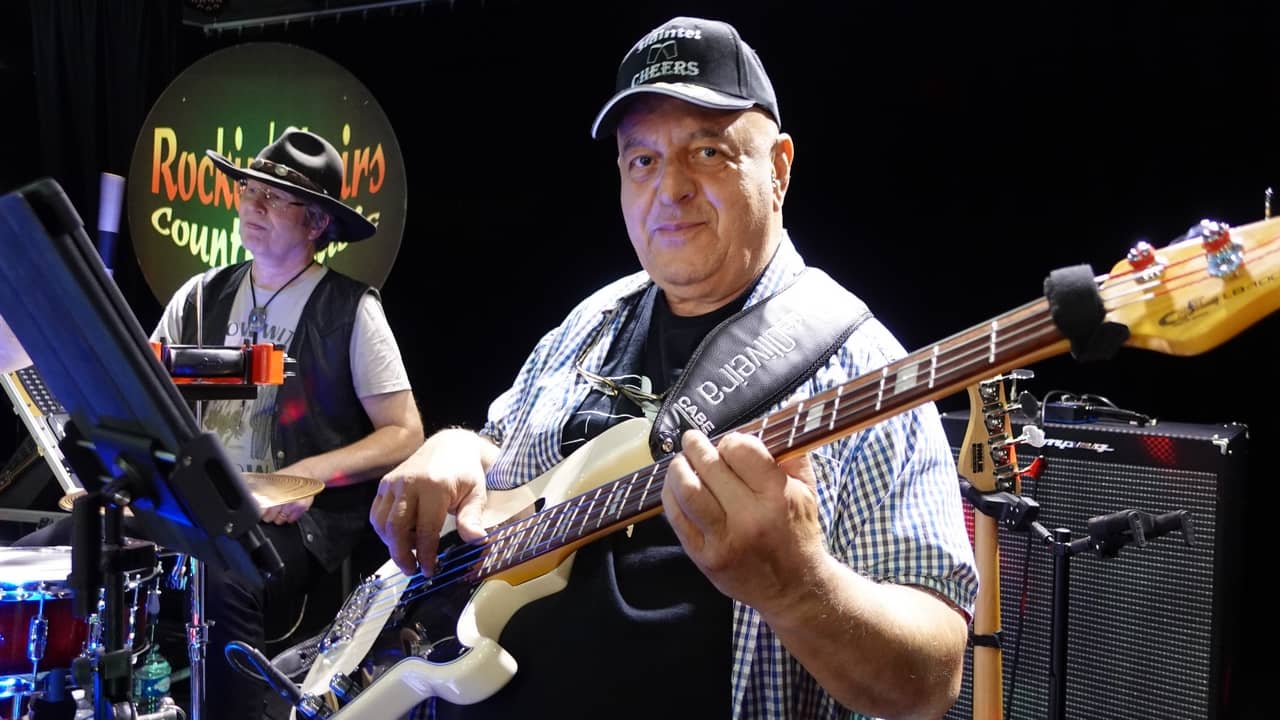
772,133,795,199
309,211,333,242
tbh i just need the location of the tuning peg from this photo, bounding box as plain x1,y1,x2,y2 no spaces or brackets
994,424,1046,449
1019,425,1047,448
1125,240,1168,281
982,368,1034,386
1013,391,1040,420
1187,218,1244,277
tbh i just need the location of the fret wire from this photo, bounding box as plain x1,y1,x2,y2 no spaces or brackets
638,466,659,511
551,500,571,542
588,485,606,529
527,501,559,560
618,474,637,520
492,533,513,571
562,503,584,544
512,524,534,566
787,400,803,448
604,482,625,520
876,366,887,411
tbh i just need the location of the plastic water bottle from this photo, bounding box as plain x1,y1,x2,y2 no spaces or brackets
133,644,172,713
133,584,171,713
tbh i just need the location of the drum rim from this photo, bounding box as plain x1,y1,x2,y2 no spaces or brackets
0,545,74,600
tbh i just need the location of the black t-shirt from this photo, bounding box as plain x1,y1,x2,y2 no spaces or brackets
436,286,747,719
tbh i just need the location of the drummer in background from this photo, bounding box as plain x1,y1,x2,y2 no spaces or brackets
8,128,424,720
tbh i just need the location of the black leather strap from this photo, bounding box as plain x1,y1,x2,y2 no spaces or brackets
649,268,870,457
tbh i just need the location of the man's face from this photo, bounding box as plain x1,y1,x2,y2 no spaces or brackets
615,96,782,315
236,179,317,260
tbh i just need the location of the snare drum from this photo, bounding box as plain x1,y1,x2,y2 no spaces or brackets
0,546,152,683
0,546,83,681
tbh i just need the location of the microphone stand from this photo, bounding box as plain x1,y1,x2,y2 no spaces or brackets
960,482,1195,720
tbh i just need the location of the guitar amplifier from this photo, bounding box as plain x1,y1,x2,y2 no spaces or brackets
940,410,1246,720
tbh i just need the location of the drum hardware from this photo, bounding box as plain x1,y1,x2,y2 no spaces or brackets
0,547,161,720
184,553,207,720
17,592,47,719
67,482,160,720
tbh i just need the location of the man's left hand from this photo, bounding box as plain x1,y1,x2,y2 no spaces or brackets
262,495,314,525
662,429,827,615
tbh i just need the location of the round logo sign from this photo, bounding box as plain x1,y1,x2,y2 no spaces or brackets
127,42,406,304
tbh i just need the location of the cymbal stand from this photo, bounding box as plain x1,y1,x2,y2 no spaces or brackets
185,279,208,720
168,553,208,720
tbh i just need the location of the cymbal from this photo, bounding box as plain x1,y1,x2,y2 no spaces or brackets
58,472,325,513
57,491,135,516
241,472,325,508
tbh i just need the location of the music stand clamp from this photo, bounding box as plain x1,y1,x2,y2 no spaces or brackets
961,480,1195,720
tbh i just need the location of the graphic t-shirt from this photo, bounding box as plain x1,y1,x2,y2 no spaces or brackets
151,265,411,473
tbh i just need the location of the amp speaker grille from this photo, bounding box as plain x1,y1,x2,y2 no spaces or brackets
941,413,1246,720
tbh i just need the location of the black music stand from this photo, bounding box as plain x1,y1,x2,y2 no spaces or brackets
0,177,283,719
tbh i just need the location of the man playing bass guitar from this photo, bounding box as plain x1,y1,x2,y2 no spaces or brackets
370,16,979,720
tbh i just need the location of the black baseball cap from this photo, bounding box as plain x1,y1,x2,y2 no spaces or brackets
591,16,781,139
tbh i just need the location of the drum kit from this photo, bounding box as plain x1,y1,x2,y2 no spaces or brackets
0,472,325,720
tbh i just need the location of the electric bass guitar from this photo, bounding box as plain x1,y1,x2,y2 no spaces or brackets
296,215,1280,717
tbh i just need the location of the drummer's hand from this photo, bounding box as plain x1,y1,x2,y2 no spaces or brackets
262,495,313,525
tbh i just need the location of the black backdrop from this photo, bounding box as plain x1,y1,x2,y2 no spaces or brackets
2,2,1276,717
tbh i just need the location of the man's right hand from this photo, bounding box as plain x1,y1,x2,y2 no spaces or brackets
370,428,495,576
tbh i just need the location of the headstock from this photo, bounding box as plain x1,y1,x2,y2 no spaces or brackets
1103,215,1280,357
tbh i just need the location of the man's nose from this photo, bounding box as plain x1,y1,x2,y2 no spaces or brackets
657,164,695,204
240,188,269,212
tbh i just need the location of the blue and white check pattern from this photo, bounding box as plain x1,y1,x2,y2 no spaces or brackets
479,233,979,720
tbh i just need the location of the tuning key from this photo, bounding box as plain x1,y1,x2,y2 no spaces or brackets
1187,218,1244,277
1126,240,1168,282
1013,391,1041,421
992,424,1046,449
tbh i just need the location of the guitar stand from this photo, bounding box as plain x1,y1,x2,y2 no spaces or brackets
960,482,1195,720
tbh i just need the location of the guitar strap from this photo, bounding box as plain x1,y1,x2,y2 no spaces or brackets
649,267,871,457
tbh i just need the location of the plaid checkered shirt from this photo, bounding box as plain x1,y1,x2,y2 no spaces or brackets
470,233,979,719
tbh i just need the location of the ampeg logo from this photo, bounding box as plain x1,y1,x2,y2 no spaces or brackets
127,43,406,304
1041,437,1115,454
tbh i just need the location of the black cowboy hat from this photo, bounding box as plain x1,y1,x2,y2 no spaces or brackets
205,127,377,242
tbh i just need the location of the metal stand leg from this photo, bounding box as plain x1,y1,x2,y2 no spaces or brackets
186,557,208,720
187,396,208,720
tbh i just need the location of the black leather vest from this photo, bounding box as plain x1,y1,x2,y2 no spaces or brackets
178,261,376,503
